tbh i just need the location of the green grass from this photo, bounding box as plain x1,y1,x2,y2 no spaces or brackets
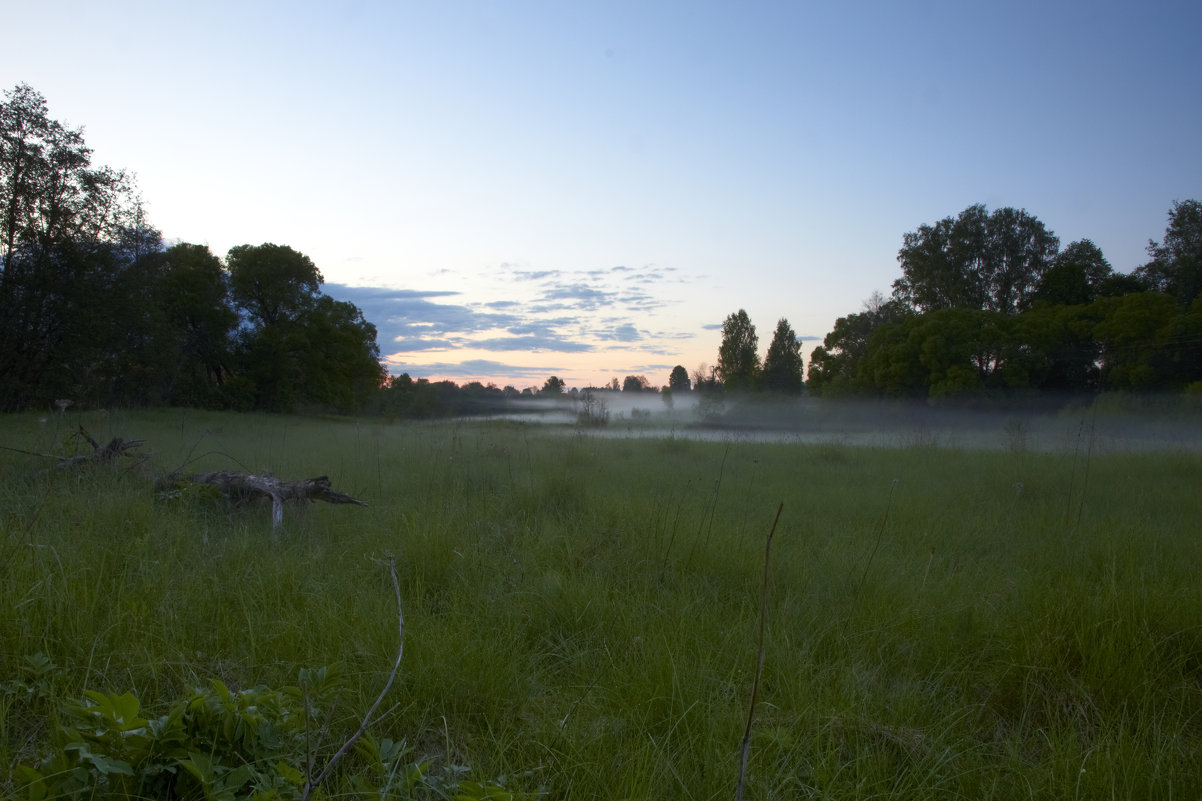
2,408,1201,799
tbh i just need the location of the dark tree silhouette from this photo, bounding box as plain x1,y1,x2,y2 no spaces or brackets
761,318,804,394
1031,239,1113,307
1136,199,1202,306
0,84,145,409
716,309,760,392
622,375,650,392
892,204,1059,314
668,365,691,392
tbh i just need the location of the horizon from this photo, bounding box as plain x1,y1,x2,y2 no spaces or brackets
5,1,1199,389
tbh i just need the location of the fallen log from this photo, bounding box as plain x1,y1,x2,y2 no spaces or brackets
186,470,367,528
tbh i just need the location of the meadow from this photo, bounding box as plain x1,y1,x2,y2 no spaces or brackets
1,408,1201,799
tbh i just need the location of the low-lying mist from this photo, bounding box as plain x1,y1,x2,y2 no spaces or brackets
488,392,1202,452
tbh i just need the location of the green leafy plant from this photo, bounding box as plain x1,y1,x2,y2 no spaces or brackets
13,674,521,801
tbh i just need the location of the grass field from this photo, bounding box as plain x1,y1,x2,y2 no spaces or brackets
2,408,1201,799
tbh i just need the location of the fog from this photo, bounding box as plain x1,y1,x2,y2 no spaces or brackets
478,393,1202,453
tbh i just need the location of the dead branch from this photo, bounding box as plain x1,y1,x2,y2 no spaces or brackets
303,554,403,801
186,470,367,528
37,426,146,475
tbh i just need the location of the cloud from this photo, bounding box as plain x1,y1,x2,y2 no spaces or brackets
382,357,568,385
506,318,577,336
325,285,459,303
538,283,620,311
470,335,594,353
329,282,595,355
325,261,702,372
324,283,522,347
388,337,459,351
511,269,561,282
598,322,642,342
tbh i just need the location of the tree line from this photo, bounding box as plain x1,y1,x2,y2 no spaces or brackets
7,82,1198,417
0,84,384,413
704,199,1200,406
806,201,1202,400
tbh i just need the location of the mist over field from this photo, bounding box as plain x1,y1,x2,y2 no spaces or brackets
512,392,1202,453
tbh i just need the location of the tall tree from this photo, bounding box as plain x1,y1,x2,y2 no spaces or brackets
668,365,691,392
155,243,236,404
761,317,804,394
622,375,650,392
1031,239,1113,307
299,295,385,412
807,293,907,396
1135,199,1202,306
0,84,144,409
226,243,381,412
716,309,759,392
892,204,1059,315
227,243,322,328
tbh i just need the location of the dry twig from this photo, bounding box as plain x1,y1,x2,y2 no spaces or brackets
735,502,783,801
303,554,404,801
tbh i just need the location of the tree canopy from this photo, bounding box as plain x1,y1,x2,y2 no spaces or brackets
807,294,907,396
622,375,650,392
716,309,760,392
891,204,1060,315
668,365,691,392
0,85,384,413
0,84,147,409
807,200,1202,401
761,318,804,394
1031,239,1114,307
227,243,322,328
1135,200,1202,306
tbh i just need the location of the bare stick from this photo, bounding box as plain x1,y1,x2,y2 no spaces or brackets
303,554,404,801
735,502,783,801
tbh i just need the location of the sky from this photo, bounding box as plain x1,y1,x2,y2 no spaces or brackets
4,1,1200,390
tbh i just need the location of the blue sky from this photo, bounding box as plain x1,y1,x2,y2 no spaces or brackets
5,1,1199,389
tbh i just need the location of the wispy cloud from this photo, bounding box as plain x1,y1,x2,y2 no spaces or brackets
325,284,522,346
326,262,706,383
598,322,642,343
511,269,561,282
384,358,567,386
470,335,594,353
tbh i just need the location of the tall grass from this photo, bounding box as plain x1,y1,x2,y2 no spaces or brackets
2,408,1201,798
